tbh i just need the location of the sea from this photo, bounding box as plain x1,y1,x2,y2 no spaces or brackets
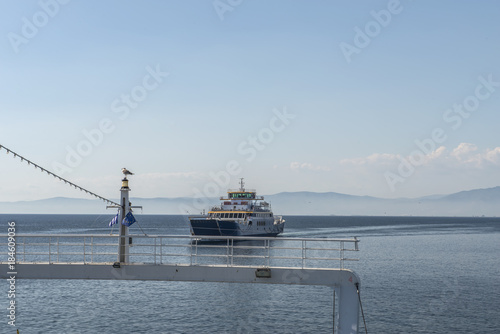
1,214,499,334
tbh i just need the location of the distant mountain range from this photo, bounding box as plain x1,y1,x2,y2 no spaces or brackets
1,186,499,216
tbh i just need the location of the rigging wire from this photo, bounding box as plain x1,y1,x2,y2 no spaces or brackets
355,283,368,334
0,144,119,206
134,218,149,237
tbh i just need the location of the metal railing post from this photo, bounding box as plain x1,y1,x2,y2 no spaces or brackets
189,238,193,266
340,241,344,269
266,239,270,267
231,238,234,267
194,238,199,265
226,238,230,267
91,236,94,263
48,236,51,263
159,237,163,265
302,240,306,269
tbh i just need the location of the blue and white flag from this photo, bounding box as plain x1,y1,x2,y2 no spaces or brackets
109,213,119,227
122,211,136,227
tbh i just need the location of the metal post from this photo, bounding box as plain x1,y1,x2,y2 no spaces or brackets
333,288,336,334
159,237,163,264
49,236,51,264
340,241,344,270
302,240,306,268
91,236,94,263
83,237,86,264
189,239,193,266
231,239,234,267
226,238,230,267
118,177,130,263
266,239,270,267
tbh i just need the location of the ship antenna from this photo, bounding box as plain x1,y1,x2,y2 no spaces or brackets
239,178,245,191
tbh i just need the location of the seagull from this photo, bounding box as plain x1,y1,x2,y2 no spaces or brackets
122,168,134,176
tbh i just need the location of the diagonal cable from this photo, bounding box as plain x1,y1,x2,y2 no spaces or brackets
0,144,119,206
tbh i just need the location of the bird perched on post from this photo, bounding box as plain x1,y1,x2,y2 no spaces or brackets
122,168,134,176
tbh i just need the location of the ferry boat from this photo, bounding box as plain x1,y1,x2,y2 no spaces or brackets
189,179,285,237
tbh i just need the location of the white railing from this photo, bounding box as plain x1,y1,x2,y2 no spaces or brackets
1,234,359,269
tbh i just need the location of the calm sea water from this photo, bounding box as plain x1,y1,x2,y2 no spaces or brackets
1,214,499,333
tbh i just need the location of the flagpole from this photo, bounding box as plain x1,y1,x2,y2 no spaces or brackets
119,177,131,263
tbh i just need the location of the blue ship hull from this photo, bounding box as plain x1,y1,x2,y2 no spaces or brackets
189,218,283,237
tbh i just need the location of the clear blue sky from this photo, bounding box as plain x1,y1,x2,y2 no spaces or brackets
1,0,499,202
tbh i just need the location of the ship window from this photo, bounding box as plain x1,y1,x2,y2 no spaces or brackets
230,193,256,199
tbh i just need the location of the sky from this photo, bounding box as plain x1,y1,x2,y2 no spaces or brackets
0,0,499,204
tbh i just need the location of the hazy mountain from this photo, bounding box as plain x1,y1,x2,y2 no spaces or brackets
0,186,498,216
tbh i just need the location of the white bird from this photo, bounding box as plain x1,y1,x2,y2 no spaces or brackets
122,168,134,176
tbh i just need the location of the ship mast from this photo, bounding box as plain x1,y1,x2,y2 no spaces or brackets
239,178,245,191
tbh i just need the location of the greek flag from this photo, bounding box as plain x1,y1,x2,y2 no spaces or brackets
122,211,136,227
108,213,119,227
